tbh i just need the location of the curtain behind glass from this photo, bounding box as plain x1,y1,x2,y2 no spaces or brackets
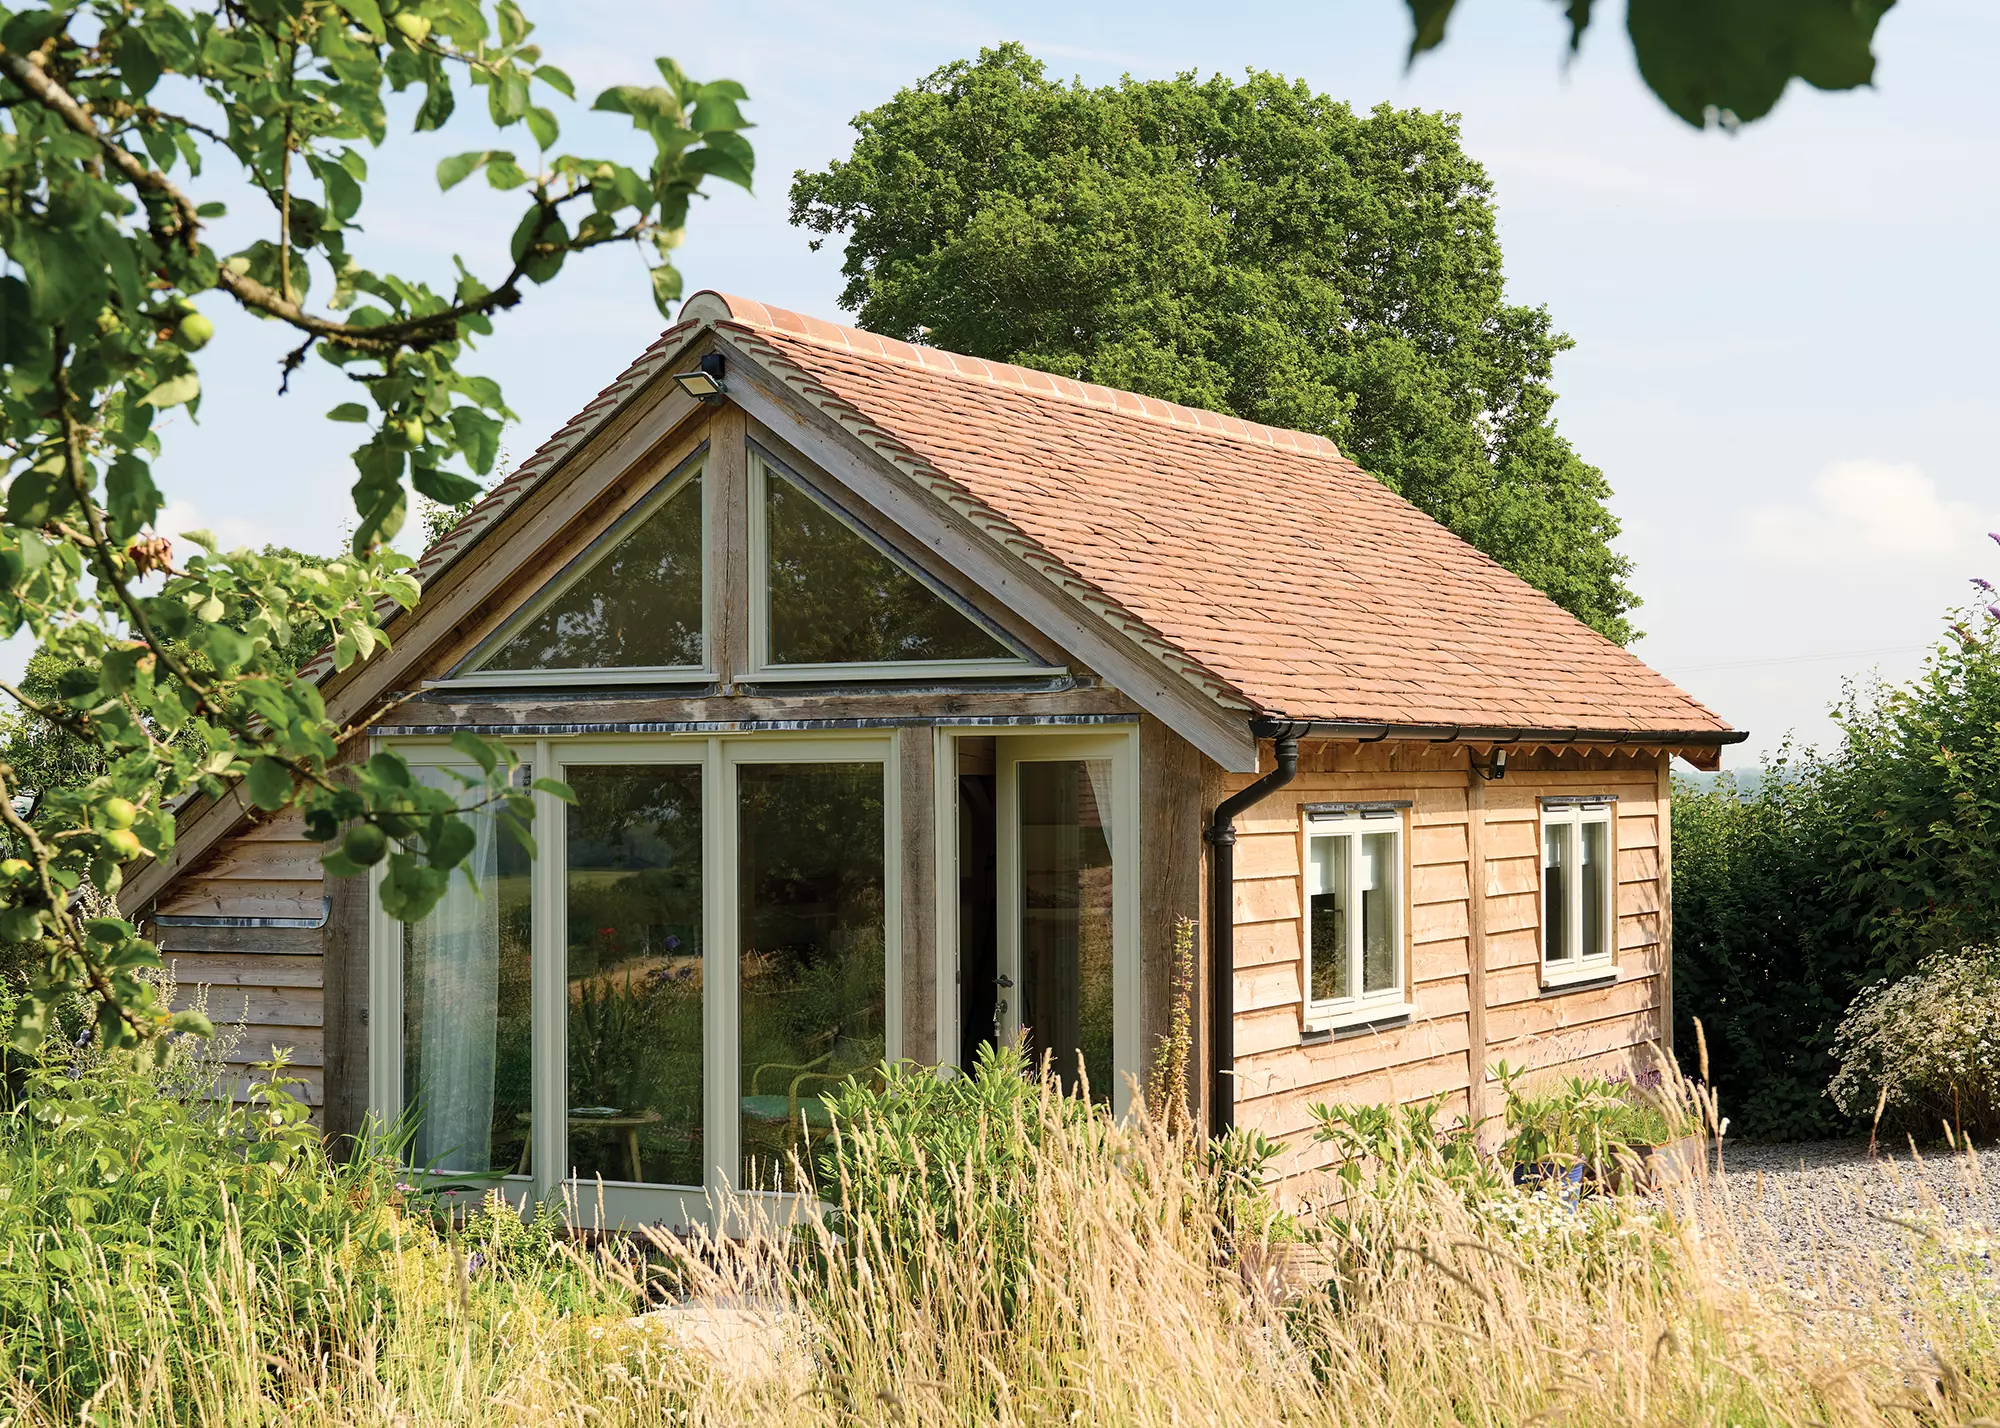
405,794,505,1173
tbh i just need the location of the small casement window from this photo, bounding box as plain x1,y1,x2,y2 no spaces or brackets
1541,798,1617,986
1303,807,1408,1029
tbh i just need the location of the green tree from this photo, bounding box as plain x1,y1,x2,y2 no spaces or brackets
0,0,751,1049
1673,608,2000,1138
791,46,1636,641
1407,0,1896,130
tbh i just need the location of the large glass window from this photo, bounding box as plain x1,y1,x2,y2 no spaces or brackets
1542,800,1616,984
403,780,533,1175
469,469,704,675
563,764,705,1188
1304,811,1405,1025
761,462,1015,667
1017,759,1116,1101
736,762,887,1190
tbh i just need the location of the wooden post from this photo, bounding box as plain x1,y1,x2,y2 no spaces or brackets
1464,760,1490,1134
1140,716,1205,1109
1657,750,1675,1059
708,398,749,687
899,728,937,1064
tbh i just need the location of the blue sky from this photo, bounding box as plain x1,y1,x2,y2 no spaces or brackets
130,0,2000,766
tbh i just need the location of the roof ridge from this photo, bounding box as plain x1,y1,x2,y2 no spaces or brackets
680,291,1342,461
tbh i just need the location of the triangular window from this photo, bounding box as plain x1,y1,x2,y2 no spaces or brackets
464,465,705,678
757,457,1022,669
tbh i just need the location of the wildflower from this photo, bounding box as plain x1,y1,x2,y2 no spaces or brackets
1975,577,1995,592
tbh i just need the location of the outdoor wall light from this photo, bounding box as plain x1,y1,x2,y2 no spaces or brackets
1470,747,1509,781
673,353,727,402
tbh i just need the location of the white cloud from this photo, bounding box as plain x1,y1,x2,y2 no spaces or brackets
1747,459,1990,565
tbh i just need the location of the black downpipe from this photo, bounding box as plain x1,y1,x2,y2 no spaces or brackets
1206,729,1301,1138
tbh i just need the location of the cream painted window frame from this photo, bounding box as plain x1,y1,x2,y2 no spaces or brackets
1301,808,1412,1032
367,730,901,1234
747,446,1062,683
1539,798,1618,989
436,451,716,690
931,725,1140,1115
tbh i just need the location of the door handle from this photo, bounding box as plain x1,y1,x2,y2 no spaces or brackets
996,974,1015,988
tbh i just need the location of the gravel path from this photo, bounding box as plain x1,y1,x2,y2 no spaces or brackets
1712,1138,1998,1302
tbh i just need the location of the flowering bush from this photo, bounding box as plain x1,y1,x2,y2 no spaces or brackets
1827,944,2000,1142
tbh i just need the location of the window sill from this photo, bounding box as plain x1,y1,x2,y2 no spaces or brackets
1540,961,1617,994
1304,1001,1415,1042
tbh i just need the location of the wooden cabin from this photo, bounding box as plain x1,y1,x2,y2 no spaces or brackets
121,292,1742,1221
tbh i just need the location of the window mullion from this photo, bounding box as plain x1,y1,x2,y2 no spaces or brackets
1346,833,1362,1004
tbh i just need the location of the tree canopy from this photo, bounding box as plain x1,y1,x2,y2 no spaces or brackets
791,46,1637,642
0,0,749,1050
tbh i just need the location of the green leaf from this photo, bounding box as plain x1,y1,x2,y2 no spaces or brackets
449,730,499,775
105,454,162,542
116,29,162,98
1403,0,1459,58
531,777,576,804
485,157,530,190
245,757,294,812
327,402,371,422
533,64,575,99
140,373,201,409
430,814,477,871
524,106,559,152
411,466,482,505
437,150,500,191
447,406,502,473
335,0,388,42
1627,0,1892,128
649,261,683,318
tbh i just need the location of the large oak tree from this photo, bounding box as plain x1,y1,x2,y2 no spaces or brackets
792,46,1637,642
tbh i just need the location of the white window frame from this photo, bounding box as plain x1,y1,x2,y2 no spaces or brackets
747,446,1061,682
367,729,900,1233
438,452,715,689
1539,797,1618,989
1300,806,1411,1032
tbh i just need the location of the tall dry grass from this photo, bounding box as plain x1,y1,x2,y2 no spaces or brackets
6,1076,1996,1427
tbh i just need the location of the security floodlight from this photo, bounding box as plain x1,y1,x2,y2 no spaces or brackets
673,353,727,401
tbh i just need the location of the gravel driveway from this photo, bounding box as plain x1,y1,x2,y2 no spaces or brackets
1710,1138,1998,1304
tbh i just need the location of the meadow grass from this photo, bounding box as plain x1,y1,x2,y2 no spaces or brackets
4,1064,1996,1428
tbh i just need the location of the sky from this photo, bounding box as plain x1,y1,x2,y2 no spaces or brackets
113,0,2000,768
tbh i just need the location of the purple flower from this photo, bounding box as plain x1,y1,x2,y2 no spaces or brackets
1976,577,1996,593
1988,604,2000,622
665,934,681,951
1991,532,2000,547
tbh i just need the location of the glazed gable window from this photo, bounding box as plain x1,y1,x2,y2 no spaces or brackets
1303,806,1408,1029
1541,798,1616,986
749,449,1040,678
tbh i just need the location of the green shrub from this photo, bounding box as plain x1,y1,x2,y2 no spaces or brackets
1672,619,2000,1138
1828,944,2000,1143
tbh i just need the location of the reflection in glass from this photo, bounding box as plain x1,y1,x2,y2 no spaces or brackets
481,474,703,671
1581,819,1610,961
766,470,1011,665
404,775,532,1175
563,764,705,1187
1361,830,1398,995
737,762,886,1189
1543,822,1574,962
1307,834,1348,1004
1019,759,1115,1102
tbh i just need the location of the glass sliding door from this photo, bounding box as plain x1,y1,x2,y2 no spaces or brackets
994,732,1137,1114
734,758,888,1193
562,763,705,1188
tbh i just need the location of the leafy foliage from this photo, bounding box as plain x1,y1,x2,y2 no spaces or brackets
0,1,749,1047
791,46,1636,640
1673,613,2000,1138
1406,0,1897,130
1828,944,2000,1143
